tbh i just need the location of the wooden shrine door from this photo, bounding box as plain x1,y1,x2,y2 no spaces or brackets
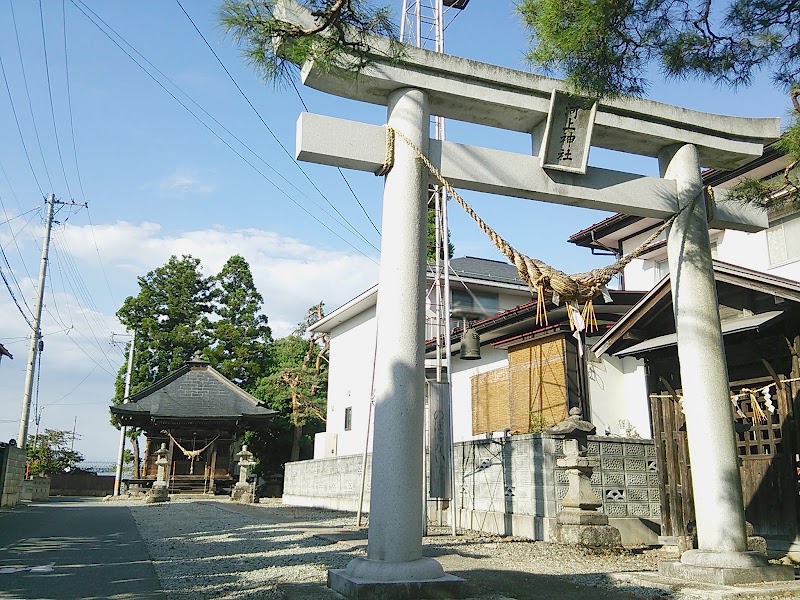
651,369,800,541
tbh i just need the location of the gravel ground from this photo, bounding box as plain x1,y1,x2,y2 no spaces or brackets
123,496,685,600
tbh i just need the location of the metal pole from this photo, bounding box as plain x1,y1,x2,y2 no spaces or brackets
18,194,55,450
113,331,136,496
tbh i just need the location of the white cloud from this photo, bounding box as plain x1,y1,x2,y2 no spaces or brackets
0,220,379,458
56,222,380,334
155,168,216,197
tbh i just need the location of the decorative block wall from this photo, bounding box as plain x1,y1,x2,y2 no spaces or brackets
551,436,660,520
283,433,660,543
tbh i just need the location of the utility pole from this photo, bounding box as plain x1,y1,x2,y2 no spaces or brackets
18,194,55,450
113,331,135,496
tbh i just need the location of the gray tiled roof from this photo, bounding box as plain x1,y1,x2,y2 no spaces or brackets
111,359,274,421
446,256,524,285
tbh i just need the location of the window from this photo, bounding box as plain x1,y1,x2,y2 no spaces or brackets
451,289,499,318
471,336,570,435
653,241,716,283
654,258,669,283
344,407,352,431
767,214,800,265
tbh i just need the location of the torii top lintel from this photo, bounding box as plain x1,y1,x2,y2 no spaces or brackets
278,1,779,231
275,0,779,169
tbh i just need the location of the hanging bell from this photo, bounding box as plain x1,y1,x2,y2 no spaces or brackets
460,327,481,360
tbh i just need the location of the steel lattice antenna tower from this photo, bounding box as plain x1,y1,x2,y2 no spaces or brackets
400,0,469,537
399,0,470,380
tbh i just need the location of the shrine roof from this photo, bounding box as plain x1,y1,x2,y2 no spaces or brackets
592,260,800,358
110,356,275,422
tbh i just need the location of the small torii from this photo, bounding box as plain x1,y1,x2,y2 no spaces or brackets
277,0,789,592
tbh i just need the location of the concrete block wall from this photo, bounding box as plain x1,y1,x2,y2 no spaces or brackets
283,434,660,544
284,453,372,513
0,445,26,508
21,477,50,501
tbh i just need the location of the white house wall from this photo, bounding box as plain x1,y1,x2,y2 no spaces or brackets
715,229,800,281
620,220,800,292
587,353,651,439
619,228,668,291
448,346,509,442
322,305,377,458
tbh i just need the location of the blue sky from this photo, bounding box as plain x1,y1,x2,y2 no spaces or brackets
0,0,792,461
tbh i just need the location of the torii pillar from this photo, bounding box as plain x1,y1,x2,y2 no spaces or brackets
277,0,793,591
326,86,465,597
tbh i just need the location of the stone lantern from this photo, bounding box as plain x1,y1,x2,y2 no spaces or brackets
231,445,257,504
146,443,170,503
547,407,620,546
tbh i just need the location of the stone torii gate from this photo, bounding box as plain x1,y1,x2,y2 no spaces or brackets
278,1,791,595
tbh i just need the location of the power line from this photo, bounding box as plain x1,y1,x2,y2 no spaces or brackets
39,0,74,199
50,227,117,369
0,200,39,319
286,57,381,237
61,0,87,202
85,205,117,308
0,262,33,329
8,0,53,195
175,0,381,241
3,204,43,257
0,205,39,228
46,348,113,405
0,239,34,319
0,54,46,198
69,0,379,262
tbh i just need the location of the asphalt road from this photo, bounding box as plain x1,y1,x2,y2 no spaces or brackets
0,497,164,600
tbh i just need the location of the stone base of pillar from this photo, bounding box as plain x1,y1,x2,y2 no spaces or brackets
328,557,465,599
660,549,794,585
145,485,169,503
747,535,767,555
551,509,622,547
230,483,257,504
659,560,794,585
743,522,768,556
552,523,622,547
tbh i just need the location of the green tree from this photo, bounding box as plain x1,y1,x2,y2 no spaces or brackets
112,255,216,476
116,255,216,383
26,429,84,477
219,0,401,85
250,303,328,474
206,255,272,390
221,0,800,207
427,208,455,263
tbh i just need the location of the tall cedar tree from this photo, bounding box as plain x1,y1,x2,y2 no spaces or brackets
222,0,800,208
206,255,273,391
112,255,216,476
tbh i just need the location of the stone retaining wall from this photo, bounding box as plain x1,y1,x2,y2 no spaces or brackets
0,444,26,507
284,434,661,544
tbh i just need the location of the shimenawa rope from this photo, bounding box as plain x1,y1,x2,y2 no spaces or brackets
376,125,699,331
163,432,219,459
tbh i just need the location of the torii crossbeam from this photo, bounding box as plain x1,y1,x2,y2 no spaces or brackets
277,0,793,594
